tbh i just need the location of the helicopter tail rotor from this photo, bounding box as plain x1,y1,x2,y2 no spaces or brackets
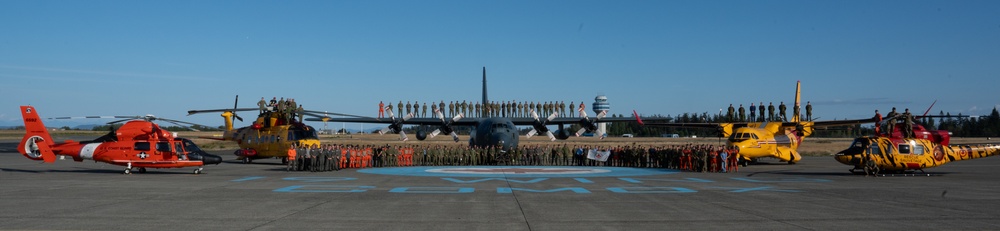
18,106,57,163
233,95,243,122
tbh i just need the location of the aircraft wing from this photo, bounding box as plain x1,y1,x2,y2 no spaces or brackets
811,118,878,128
501,116,648,126
304,117,482,126
640,122,722,129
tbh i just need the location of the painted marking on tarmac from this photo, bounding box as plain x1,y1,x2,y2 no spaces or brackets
358,166,678,178
231,176,266,182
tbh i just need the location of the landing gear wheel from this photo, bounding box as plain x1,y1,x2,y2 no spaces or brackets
124,168,131,174
242,158,252,164
193,168,203,174
138,167,147,173
787,161,796,165
281,157,288,165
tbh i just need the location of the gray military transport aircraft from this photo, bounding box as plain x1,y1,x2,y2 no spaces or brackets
307,67,652,152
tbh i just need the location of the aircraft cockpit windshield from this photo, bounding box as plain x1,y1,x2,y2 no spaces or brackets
728,132,759,142
845,139,869,154
288,127,319,141
491,123,512,132
177,138,206,154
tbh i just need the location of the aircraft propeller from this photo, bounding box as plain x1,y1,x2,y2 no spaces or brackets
379,107,413,141
575,109,608,138
526,109,558,141
428,109,463,142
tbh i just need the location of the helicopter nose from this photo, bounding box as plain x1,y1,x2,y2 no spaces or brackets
202,153,223,165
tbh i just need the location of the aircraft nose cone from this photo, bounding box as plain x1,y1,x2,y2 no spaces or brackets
202,153,223,165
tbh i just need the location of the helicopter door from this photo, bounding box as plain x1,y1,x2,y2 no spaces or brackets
156,141,174,160
175,142,187,160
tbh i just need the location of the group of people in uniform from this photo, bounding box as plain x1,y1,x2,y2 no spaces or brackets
378,100,587,119
725,101,813,122
256,97,305,125
873,107,917,138
283,142,742,174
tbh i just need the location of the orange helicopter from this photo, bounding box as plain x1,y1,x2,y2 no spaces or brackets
18,106,222,174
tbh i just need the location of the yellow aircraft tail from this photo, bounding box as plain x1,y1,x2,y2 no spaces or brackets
792,80,801,123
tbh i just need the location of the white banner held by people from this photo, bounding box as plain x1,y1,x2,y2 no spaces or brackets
587,149,610,162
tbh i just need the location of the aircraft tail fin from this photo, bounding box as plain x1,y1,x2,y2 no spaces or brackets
19,106,57,163
481,66,488,118
792,80,801,123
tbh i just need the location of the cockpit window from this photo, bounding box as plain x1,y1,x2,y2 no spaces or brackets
174,142,185,154
850,140,865,149
156,142,171,152
914,145,925,155
898,144,911,154
289,128,319,141
180,139,204,153
729,133,751,142
134,142,150,151
869,143,881,155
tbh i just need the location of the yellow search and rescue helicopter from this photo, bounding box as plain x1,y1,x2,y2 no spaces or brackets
187,96,360,164
645,81,875,165
834,123,1000,175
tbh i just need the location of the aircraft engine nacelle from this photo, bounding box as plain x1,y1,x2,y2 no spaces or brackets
930,130,951,146
554,129,571,140
416,130,428,141
530,122,550,135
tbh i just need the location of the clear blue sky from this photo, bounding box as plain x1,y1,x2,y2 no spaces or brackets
2,0,998,129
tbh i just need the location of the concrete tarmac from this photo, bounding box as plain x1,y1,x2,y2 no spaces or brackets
2,142,1000,230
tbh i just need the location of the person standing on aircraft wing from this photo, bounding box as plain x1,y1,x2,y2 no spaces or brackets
749,103,756,122
768,102,775,121
378,101,385,118
430,102,437,118
445,101,455,117
460,100,469,115
413,101,419,117
758,102,765,122
727,104,735,122
397,101,403,117
297,105,305,123
277,97,286,119
568,101,575,117
258,97,268,114
422,102,428,118
406,101,412,115
885,107,898,136
738,104,746,122
873,110,883,135
779,102,787,122
438,101,445,117
902,108,914,138
560,101,566,117
793,102,800,121
806,101,813,121
288,99,297,123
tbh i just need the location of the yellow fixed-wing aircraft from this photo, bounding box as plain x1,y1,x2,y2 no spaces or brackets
645,81,874,165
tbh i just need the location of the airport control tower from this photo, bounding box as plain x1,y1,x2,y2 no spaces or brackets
592,95,610,136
